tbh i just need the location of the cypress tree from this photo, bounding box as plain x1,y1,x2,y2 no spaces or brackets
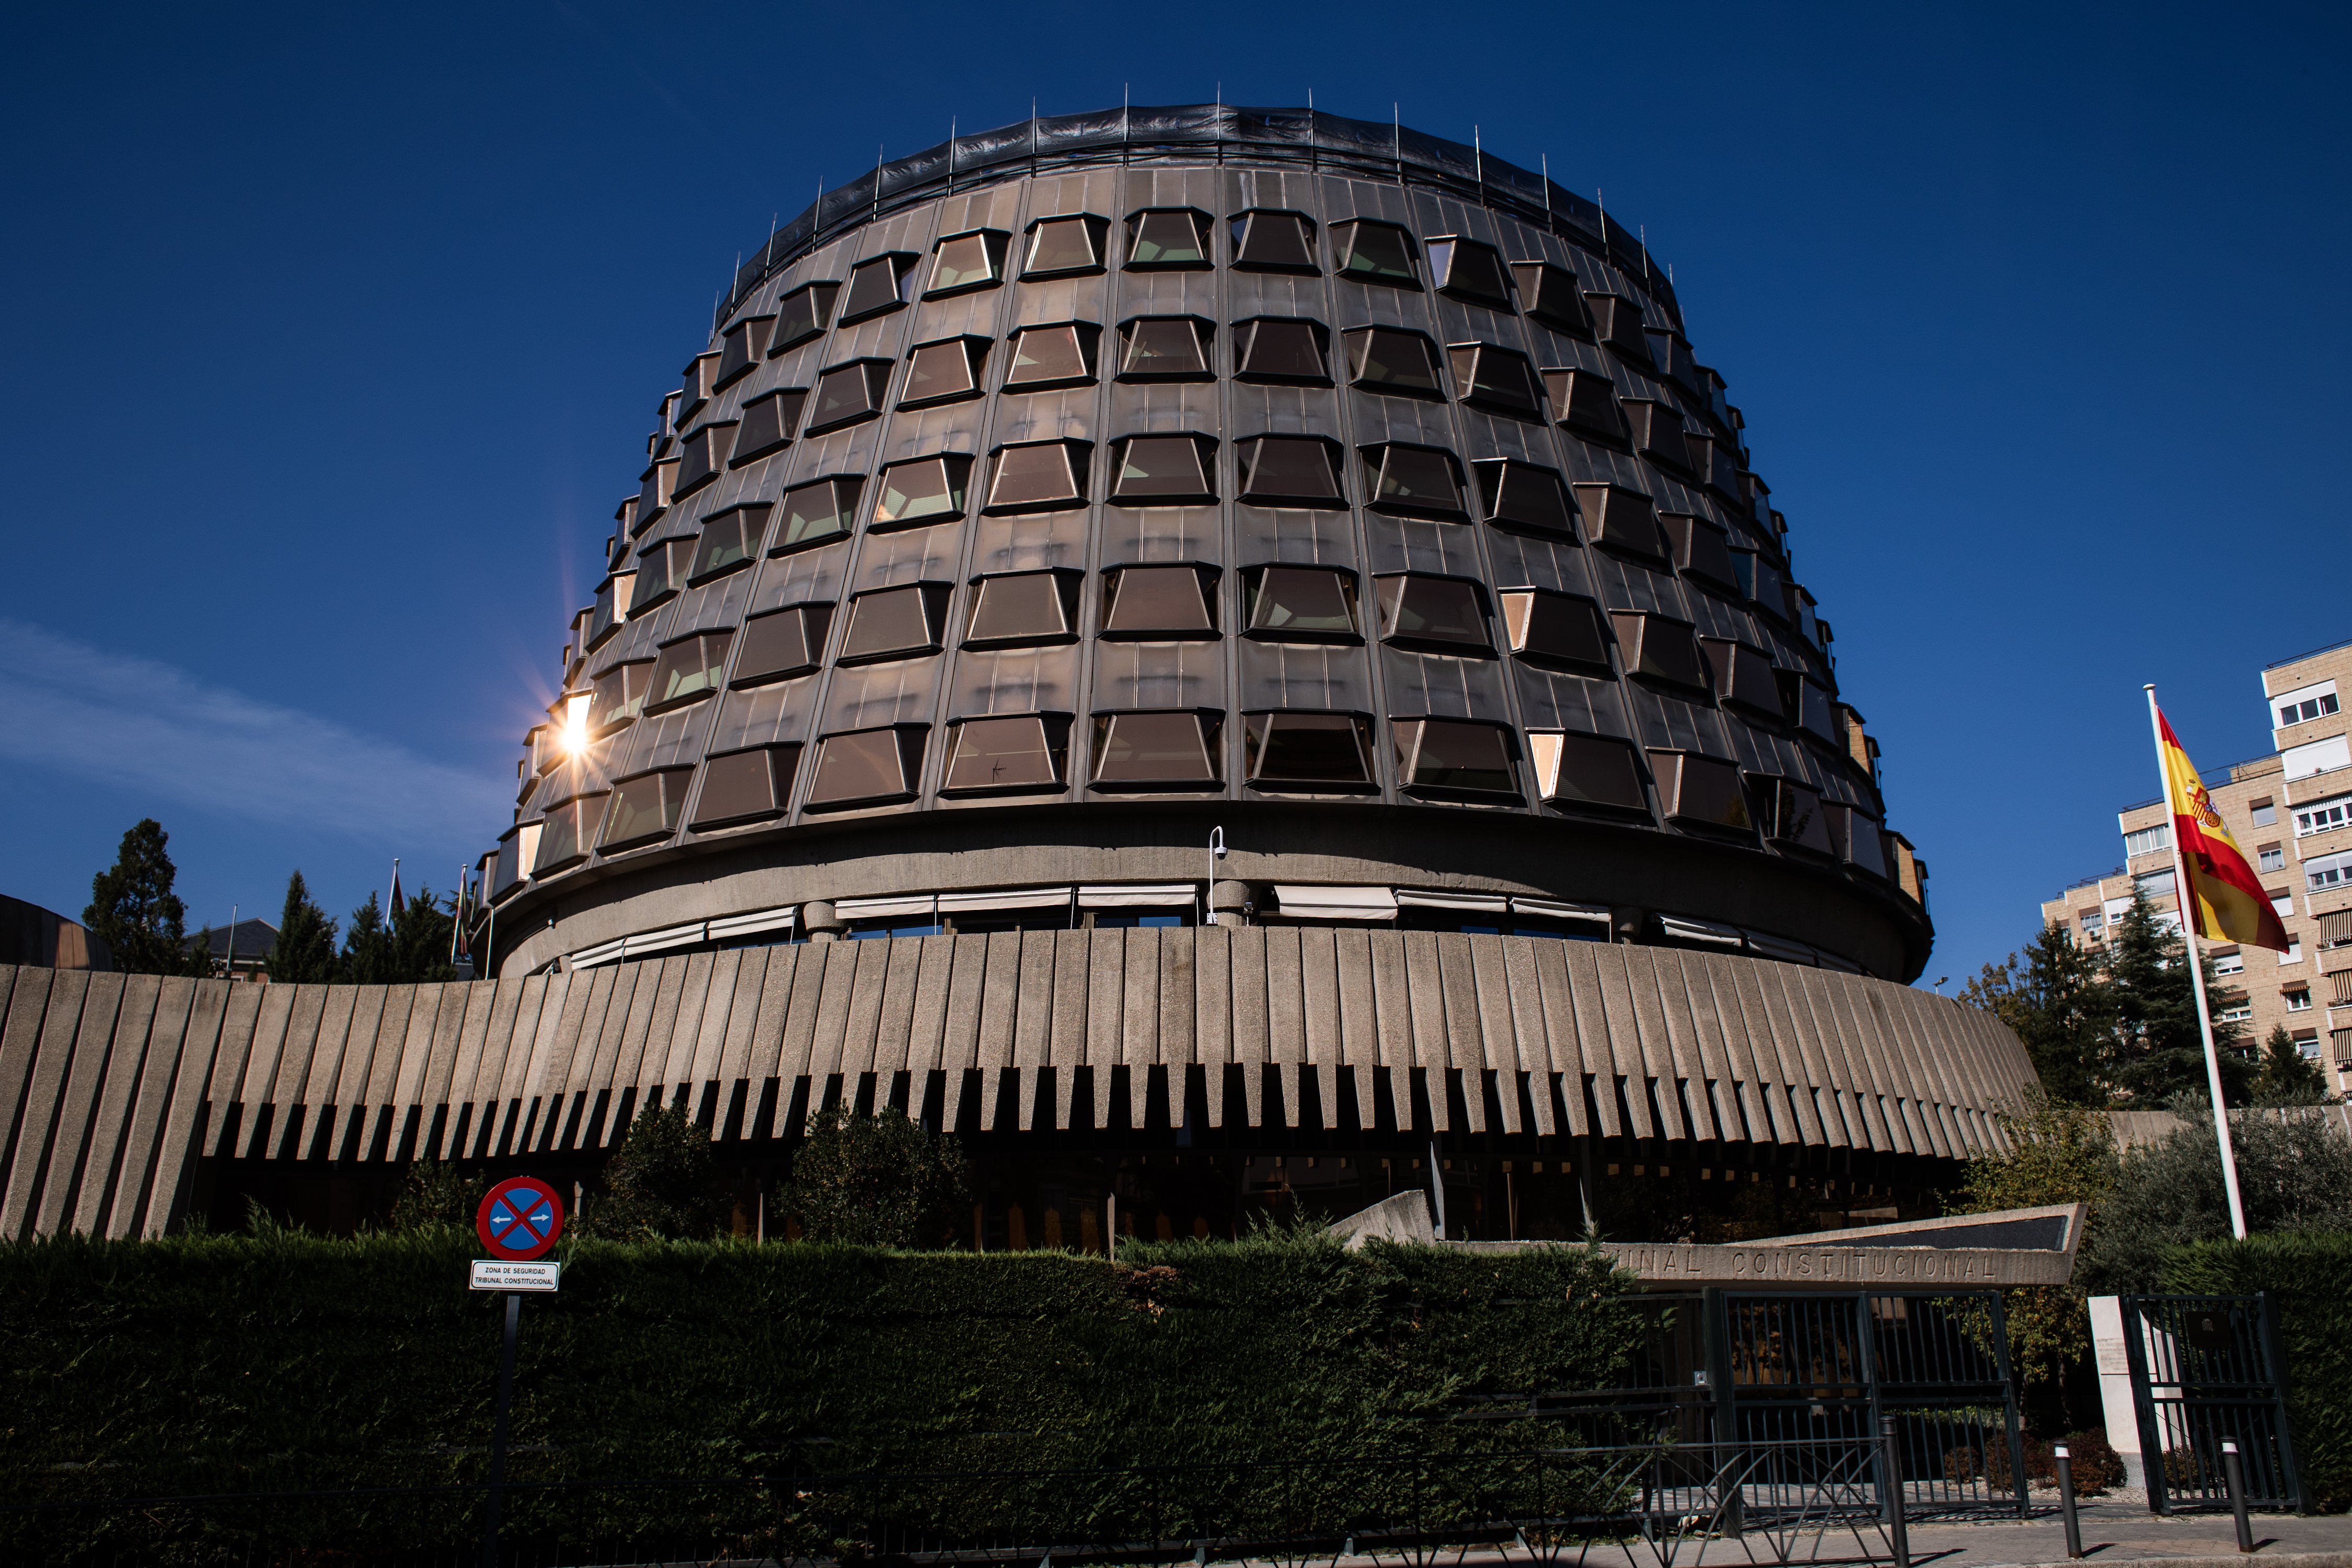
389,884,455,983
264,871,340,983
84,819,211,976
340,893,395,985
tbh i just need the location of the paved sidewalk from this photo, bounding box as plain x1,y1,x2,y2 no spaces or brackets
1892,1501,2352,1568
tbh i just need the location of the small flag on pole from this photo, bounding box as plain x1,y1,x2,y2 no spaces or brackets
2153,707,2290,951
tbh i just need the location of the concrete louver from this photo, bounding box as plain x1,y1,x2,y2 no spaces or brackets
0,931,2036,1240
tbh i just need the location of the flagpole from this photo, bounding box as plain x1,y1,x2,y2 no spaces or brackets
2143,684,2249,1240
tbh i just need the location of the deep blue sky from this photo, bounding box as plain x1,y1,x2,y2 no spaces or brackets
4,3,2346,983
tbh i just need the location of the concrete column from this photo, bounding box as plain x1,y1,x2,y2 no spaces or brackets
2088,1295,2146,1489
1611,906,1649,944
801,901,846,943
1210,880,1254,929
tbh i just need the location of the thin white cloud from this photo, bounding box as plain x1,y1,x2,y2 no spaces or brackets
0,618,508,846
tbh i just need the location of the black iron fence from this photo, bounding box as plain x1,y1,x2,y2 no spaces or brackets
2118,1293,2303,1514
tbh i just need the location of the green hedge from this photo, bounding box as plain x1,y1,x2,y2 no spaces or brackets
2162,1230,2352,1514
0,1228,1644,1559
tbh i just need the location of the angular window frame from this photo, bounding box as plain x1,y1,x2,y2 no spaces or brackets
773,476,861,555
1089,710,1224,789
1572,482,1669,563
1661,511,1742,595
962,569,1081,649
1232,317,1332,385
1610,610,1710,695
1229,209,1318,273
838,582,952,665
631,535,697,615
1473,458,1580,538
1585,291,1655,364
1447,343,1544,419
1124,207,1213,270
1243,564,1362,643
804,724,928,811
1391,717,1520,799
768,280,841,354
730,387,805,467
1699,636,1785,721
805,358,893,434
1648,749,1751,835
1498,590,1612,673
1115,316,1215,382
1427,237,1514,309
983,440,1091,515
645,629,734,714
731,602,833,687
1750,775,1834,856
940,713,1073,795
1109,434,1218,507
716,314,776,388
1544,367,1627,442
1530,731,1650,815
1361,442,1470,521
1237,435,1346,509
925,228,1010,298
689,503,769,585
870,454,973,532
1243,710,1379,792
690,744,802,828
1622,398,1692,472
1512,262,1593,337
1331,219,1421,287
587,658,654,734
1020,213,1111,279
676,351,720,426
1374,573,1492,654
838,251,919,324
1343,325,1445,399
598,766,695,851
1099,563,1220,640
531,791,608,875
1002,321,1101,391
673,421,738,500
898,336,991,409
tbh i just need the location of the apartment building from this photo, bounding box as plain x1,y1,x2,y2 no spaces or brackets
2040,638,2352,1092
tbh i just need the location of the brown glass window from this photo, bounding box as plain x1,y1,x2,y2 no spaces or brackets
900,338,988,408
1125,209,1210,268
732,603,832,686
677,352,720,425
807,359,891,433
1573,483,1669,562
805,727,926,809
633,537,695,613
1622,399,1690,471
1362,444,1468,520
1344,326,1443,397
647,630,733,712
1246,566,1359,640
769,281,839,353
1022,214,1108,278
1004,322,1099,389
1237,436,1344,508
691,505,767,582
839,584,950,663
1376,575,1489,651
927,229,1008,296
1332,220,1419,285
1234,318,1330,383
839,252,916,322
871,455,972,529
731,388,804,465
1700,637,1784,720
1531,732,1647,812
716,315,775,387
599,767,694,849
1610,612,1708,692
532,793,606,873
589,660,653,732
1117,317,1212,379
1110,435,1216,505
1245,712,1376,789
1512,263,1591,337
964,571,1079,647
1393,719,1517,795
1751,776,1832,854
1447,344,1542,418
985,441,1089,513
942,714,1069,793
775,477,859,553
1662,512,1741,594
674,421,736,498
1500,591,1610,671
1428,238,1513,308
1101,564,1218,638
1585,292,1653,363
1650,750,1749,831
1473,459,1577,536
691,745,800,827
1230,210,1316,272
1544,367,1626,441
1092,711,1220,786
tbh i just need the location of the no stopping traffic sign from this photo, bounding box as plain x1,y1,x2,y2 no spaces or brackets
476,1177,566,1260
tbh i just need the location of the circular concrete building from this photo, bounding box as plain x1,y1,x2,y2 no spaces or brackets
486,105,1930,985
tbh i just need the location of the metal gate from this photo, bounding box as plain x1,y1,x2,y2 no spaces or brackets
2119,1293,2303,1513
1709,1289,2029,1519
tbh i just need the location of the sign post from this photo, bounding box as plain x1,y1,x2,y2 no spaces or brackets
474,1177,565,1568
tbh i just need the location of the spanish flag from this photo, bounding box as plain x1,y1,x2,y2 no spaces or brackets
2154,707,2291,951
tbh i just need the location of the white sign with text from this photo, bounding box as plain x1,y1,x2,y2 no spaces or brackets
470,1259,561,1292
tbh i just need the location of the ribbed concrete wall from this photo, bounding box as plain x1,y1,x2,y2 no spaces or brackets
0,931,2034,1240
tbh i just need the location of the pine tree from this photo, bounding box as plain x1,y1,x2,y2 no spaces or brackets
340,893,396,985
264,871,340,983
1963,923,2117,1104
2106,892,2250,1106
2252,1023,2329,1106
84,819,210,976
389,883,456,983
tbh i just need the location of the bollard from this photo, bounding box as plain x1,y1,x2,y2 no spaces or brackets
1880,1415,1910,1568
2055,1444,2083,1560
2222,1440,2253,1553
